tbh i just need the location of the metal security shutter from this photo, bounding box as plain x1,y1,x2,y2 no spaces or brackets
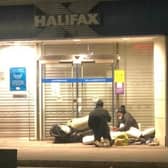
0,91,35,138
120,42,154,130
81,63,113,117
0,46,36,139
41,62,114,138
41,63,74,138
41,41,154,132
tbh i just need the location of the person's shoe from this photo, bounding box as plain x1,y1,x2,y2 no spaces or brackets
110,139,115,146
94,140,104,147
148,138,160,146
103,139,112,147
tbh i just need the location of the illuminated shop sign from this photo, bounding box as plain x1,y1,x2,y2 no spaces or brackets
34,13,100,27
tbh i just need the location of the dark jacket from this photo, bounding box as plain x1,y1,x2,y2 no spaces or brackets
88,106,111,130
116,112,139,131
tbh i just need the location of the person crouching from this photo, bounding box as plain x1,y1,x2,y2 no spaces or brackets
88,99,112,147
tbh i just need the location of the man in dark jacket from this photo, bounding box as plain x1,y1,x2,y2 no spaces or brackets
88,99,112,147
115,105,139,131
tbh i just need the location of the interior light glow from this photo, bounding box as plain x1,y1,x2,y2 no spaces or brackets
0,45,36,67
72,39,81,42
117,55,120,60
0,45,37,89
73,55,82,64
73,54,90,63
72,53,89,61
121,38,130,41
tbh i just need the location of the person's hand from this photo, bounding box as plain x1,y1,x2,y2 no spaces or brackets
112,127,118,131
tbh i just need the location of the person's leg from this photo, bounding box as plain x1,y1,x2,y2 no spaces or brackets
94,129,104,147
93,128,100,141
102,127,112,147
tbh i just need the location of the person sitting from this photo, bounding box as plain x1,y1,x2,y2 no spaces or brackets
113,105,139,132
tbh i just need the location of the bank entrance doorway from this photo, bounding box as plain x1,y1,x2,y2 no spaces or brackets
40,60,113,139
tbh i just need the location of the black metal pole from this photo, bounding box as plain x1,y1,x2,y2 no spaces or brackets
76,63,79,117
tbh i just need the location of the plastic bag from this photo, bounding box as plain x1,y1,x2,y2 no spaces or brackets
114,133,128,146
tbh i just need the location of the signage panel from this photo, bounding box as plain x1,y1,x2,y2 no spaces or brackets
114,70,125,83
42,77,112,83
10,67,26,91
115,83,124,95
0,1,168,39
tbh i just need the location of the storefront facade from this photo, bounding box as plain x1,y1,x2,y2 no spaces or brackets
0,0,167,146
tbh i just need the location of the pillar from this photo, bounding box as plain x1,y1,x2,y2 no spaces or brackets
154,36,167,146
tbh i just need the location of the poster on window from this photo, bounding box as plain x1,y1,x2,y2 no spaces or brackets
10,67,26,91
115,83,124,94
114,70,125,95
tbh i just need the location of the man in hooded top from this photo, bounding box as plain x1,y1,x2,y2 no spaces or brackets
114,105,139,131
88,99,112,147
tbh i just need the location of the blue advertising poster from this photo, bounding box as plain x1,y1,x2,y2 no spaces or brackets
10,67,26,91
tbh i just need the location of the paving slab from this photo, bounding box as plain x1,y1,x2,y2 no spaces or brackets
0,139,168,168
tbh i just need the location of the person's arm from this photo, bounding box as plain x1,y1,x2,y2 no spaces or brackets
112,119,124,131
117,113,133,131
105,110,111,122
88,113,93,129
116,119,121,128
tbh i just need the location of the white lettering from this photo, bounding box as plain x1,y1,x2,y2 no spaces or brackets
34,13,100,27
88,13,99,25
46,16,56,26
57,15,64,26
70,14,78,25
77,14,88,25
34,16,46,27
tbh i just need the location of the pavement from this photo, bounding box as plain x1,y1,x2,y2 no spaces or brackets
0,138,168,168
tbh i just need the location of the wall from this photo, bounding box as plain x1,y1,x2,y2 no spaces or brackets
154,36,167,146
0,44,37,139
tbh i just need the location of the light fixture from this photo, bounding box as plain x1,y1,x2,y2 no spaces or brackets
121,37,130,41
72,39,81,42
117,55,120,61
